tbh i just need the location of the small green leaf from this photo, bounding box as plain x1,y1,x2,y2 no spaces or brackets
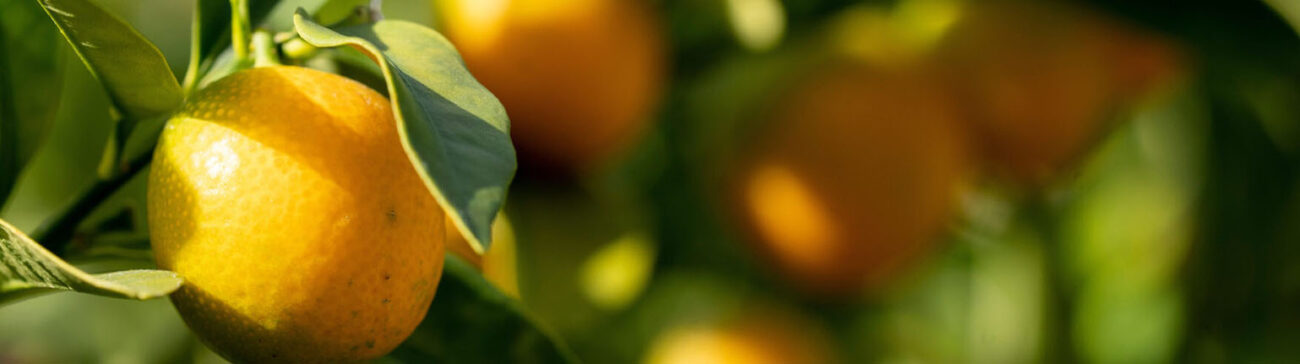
0,0,66,207
37,0,182,119
387,254,577,363
293,10,516,253
312,0,372,26
0,218,182,305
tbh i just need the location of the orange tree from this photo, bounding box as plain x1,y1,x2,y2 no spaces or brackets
0,0,572,362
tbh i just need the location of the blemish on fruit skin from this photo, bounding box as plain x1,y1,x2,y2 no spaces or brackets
383,273,391,280
382,298,390,304
386,208,397,223
365,340,376,349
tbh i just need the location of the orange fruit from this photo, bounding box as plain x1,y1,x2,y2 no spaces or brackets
731,59,968,296
938,1,1182,182
434,0,666,171
645,306,834,364
148,66,445,362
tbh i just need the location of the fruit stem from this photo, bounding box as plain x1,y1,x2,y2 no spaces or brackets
230,0,251,64
252,30,281,67
30,149,153,255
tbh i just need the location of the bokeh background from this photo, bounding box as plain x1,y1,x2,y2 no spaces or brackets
3,0,1300,363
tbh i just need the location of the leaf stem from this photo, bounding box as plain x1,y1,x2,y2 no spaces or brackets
230,0,251,64
31,149,153,255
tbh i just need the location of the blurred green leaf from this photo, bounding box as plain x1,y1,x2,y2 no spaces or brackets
0,218,181,305
293,10,515,253
0,0,66,208
386,254,576,364
38,0,182,120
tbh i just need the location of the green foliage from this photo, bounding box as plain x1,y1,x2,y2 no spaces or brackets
37,0,181,120
293,9,516,253
0,0,66,208
185,0,280,92
388,255,578,364
0,218,180,305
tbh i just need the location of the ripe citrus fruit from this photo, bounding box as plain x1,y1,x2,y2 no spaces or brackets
444,213,519,298
148,66,446,362
434,0,665,171
937,1,1182,182
645,306,833,364
731,59,968,297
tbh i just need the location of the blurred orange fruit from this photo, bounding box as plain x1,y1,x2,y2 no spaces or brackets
645,306,834,364
731,59,969,297
937,0,1182,182
149,66,445,362
434,0,666,171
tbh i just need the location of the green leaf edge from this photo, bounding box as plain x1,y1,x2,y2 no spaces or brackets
290,9,513,253
36,0,183,120
0,218,182,303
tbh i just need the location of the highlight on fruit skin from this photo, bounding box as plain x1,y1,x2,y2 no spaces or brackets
644,306,835,364
433,0,667,172
148,66,447,362
729,58,969,297
936,0,1184,183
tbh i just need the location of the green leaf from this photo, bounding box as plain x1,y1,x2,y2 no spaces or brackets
37,0,182,119
183,0,280,94
313,0,373,26
0,218,182,305
386,255,577,364
293,10,516,253
0,0,66,207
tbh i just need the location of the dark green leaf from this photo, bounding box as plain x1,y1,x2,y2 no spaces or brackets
0,0,66,208
37,0,182,119
387,255,577,364
293,11,516,253
0,218,182,305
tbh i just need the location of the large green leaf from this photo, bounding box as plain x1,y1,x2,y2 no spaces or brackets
37,0,182,119
293,10,516,253
386,255,577,364
0,218,182,305
0,0,66,208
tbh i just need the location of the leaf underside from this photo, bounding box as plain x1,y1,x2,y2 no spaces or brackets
292,10,516,253
0,219,182,305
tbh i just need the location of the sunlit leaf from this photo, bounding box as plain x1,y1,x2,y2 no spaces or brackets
293,10,515,253
0,219,182,305
37,0,182,119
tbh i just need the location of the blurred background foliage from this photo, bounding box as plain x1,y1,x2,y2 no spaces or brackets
3,0,1300,363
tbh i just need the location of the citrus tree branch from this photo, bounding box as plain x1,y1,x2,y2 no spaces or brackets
31,148,153,255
